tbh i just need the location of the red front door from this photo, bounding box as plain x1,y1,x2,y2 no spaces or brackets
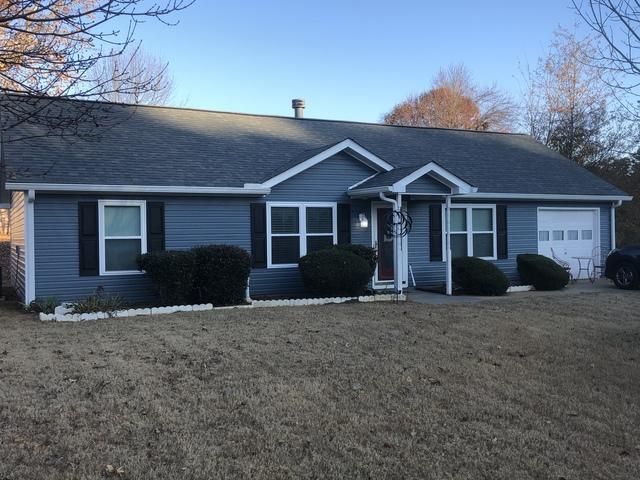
377,208,394,281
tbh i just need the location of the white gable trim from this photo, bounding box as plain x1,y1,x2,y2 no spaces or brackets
392,163,477,194
260,139,394,189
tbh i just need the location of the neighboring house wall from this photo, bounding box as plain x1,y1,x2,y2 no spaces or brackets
407,200,611,286
9,191,26,301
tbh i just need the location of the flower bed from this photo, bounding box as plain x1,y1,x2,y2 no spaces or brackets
39,293,407,322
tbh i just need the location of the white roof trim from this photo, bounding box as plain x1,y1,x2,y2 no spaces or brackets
391,163,476,194
6,183,271,195
461,192,633,202
260,138,394,189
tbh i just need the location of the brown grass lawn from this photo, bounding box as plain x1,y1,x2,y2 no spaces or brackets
1,291,639,479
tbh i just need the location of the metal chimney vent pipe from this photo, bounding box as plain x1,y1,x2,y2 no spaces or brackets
292,99,305,118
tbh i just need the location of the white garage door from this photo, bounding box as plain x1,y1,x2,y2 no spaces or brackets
538,209,598,277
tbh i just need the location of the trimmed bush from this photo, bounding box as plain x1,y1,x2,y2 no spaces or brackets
452,256,510,296
333,244,378,277
138,250,197,305
517,254,570,291
299,248,372,296
192,245,251,305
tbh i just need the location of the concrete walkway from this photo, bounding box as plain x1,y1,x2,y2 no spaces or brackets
407,278,618,305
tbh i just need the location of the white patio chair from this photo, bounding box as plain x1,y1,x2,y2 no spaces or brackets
550,247,574,282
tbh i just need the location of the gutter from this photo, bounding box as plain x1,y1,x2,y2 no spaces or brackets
5,183,271,196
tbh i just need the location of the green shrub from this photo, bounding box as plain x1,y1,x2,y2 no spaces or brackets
70,287,124,314
299,248,372,297
517,254,570,291
192,245,251,306
138,250,197,305
333,244,377,277
452,256,510,296
28,297,59,314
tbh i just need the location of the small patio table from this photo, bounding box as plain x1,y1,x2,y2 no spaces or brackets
572,256,593,281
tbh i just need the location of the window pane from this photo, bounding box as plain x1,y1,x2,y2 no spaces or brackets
306,207,333,234
538,231,550,241
450,209,467,232
581,230,593,240
272,236,300,264
271,207,299,234
307,235,333,253
473,233,494,257
472,208,493,231
568,230,579,240
104,206,141,237
552,230,564,241
105,239,141,271
451,233,468,258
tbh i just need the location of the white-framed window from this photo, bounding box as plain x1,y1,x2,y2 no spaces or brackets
98,200,147,275
267,202,337,268
538,230,550,242
442,204,497,260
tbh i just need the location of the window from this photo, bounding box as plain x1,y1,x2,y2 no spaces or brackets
267,203,336,267
99,200,146,275
538,231,550,242
581,229,593,240
568,230,579,240
552,230,564,241
444,205,496,260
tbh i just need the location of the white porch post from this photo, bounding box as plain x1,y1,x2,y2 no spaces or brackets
445,195,452,296
395,193,403,295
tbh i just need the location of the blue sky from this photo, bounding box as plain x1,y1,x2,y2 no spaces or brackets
134,0,588,122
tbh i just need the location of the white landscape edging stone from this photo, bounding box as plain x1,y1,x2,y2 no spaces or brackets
507,285,534,293
39,294,406,322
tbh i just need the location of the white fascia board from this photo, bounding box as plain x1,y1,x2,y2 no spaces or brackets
260,138,394,189
390,162,477,194
347,172,380,190
460,192,633,202
6,183,270,195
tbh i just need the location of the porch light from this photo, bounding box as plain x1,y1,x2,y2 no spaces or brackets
358,213,369,228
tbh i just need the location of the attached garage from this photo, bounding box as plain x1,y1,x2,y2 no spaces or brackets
537,208,600,278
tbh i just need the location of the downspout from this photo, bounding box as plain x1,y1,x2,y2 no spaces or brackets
445,195,452,296
379,192,400,295
611,200,622,250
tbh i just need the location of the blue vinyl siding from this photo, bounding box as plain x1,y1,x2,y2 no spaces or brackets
405,176,450,194
34,153,379,301
249,152,377,296
407,200,612,287
35,194,253,302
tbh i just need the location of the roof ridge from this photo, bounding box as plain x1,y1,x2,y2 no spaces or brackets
4,93,530,137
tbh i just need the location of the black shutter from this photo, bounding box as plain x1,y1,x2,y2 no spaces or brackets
429,204,443,261
337,203,351,245
147,202,165,253
78,202,99,276
250,203,267,268
496,204,508,259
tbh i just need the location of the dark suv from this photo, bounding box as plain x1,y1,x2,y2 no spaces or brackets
605,245,640,289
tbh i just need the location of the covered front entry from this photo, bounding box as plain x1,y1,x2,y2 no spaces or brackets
537,208,599,277
371,202,408,289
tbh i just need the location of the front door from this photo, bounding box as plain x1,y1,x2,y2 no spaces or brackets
377,208,394,281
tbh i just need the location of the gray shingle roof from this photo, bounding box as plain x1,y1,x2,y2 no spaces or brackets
4,99,627,197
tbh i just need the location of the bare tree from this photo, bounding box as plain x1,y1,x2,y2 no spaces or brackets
520,29,631,165
383,64,517,132
573,0,640,116
90,48,174,105
0,0,193,139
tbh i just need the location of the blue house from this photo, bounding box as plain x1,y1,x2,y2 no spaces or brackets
5,99,631,304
